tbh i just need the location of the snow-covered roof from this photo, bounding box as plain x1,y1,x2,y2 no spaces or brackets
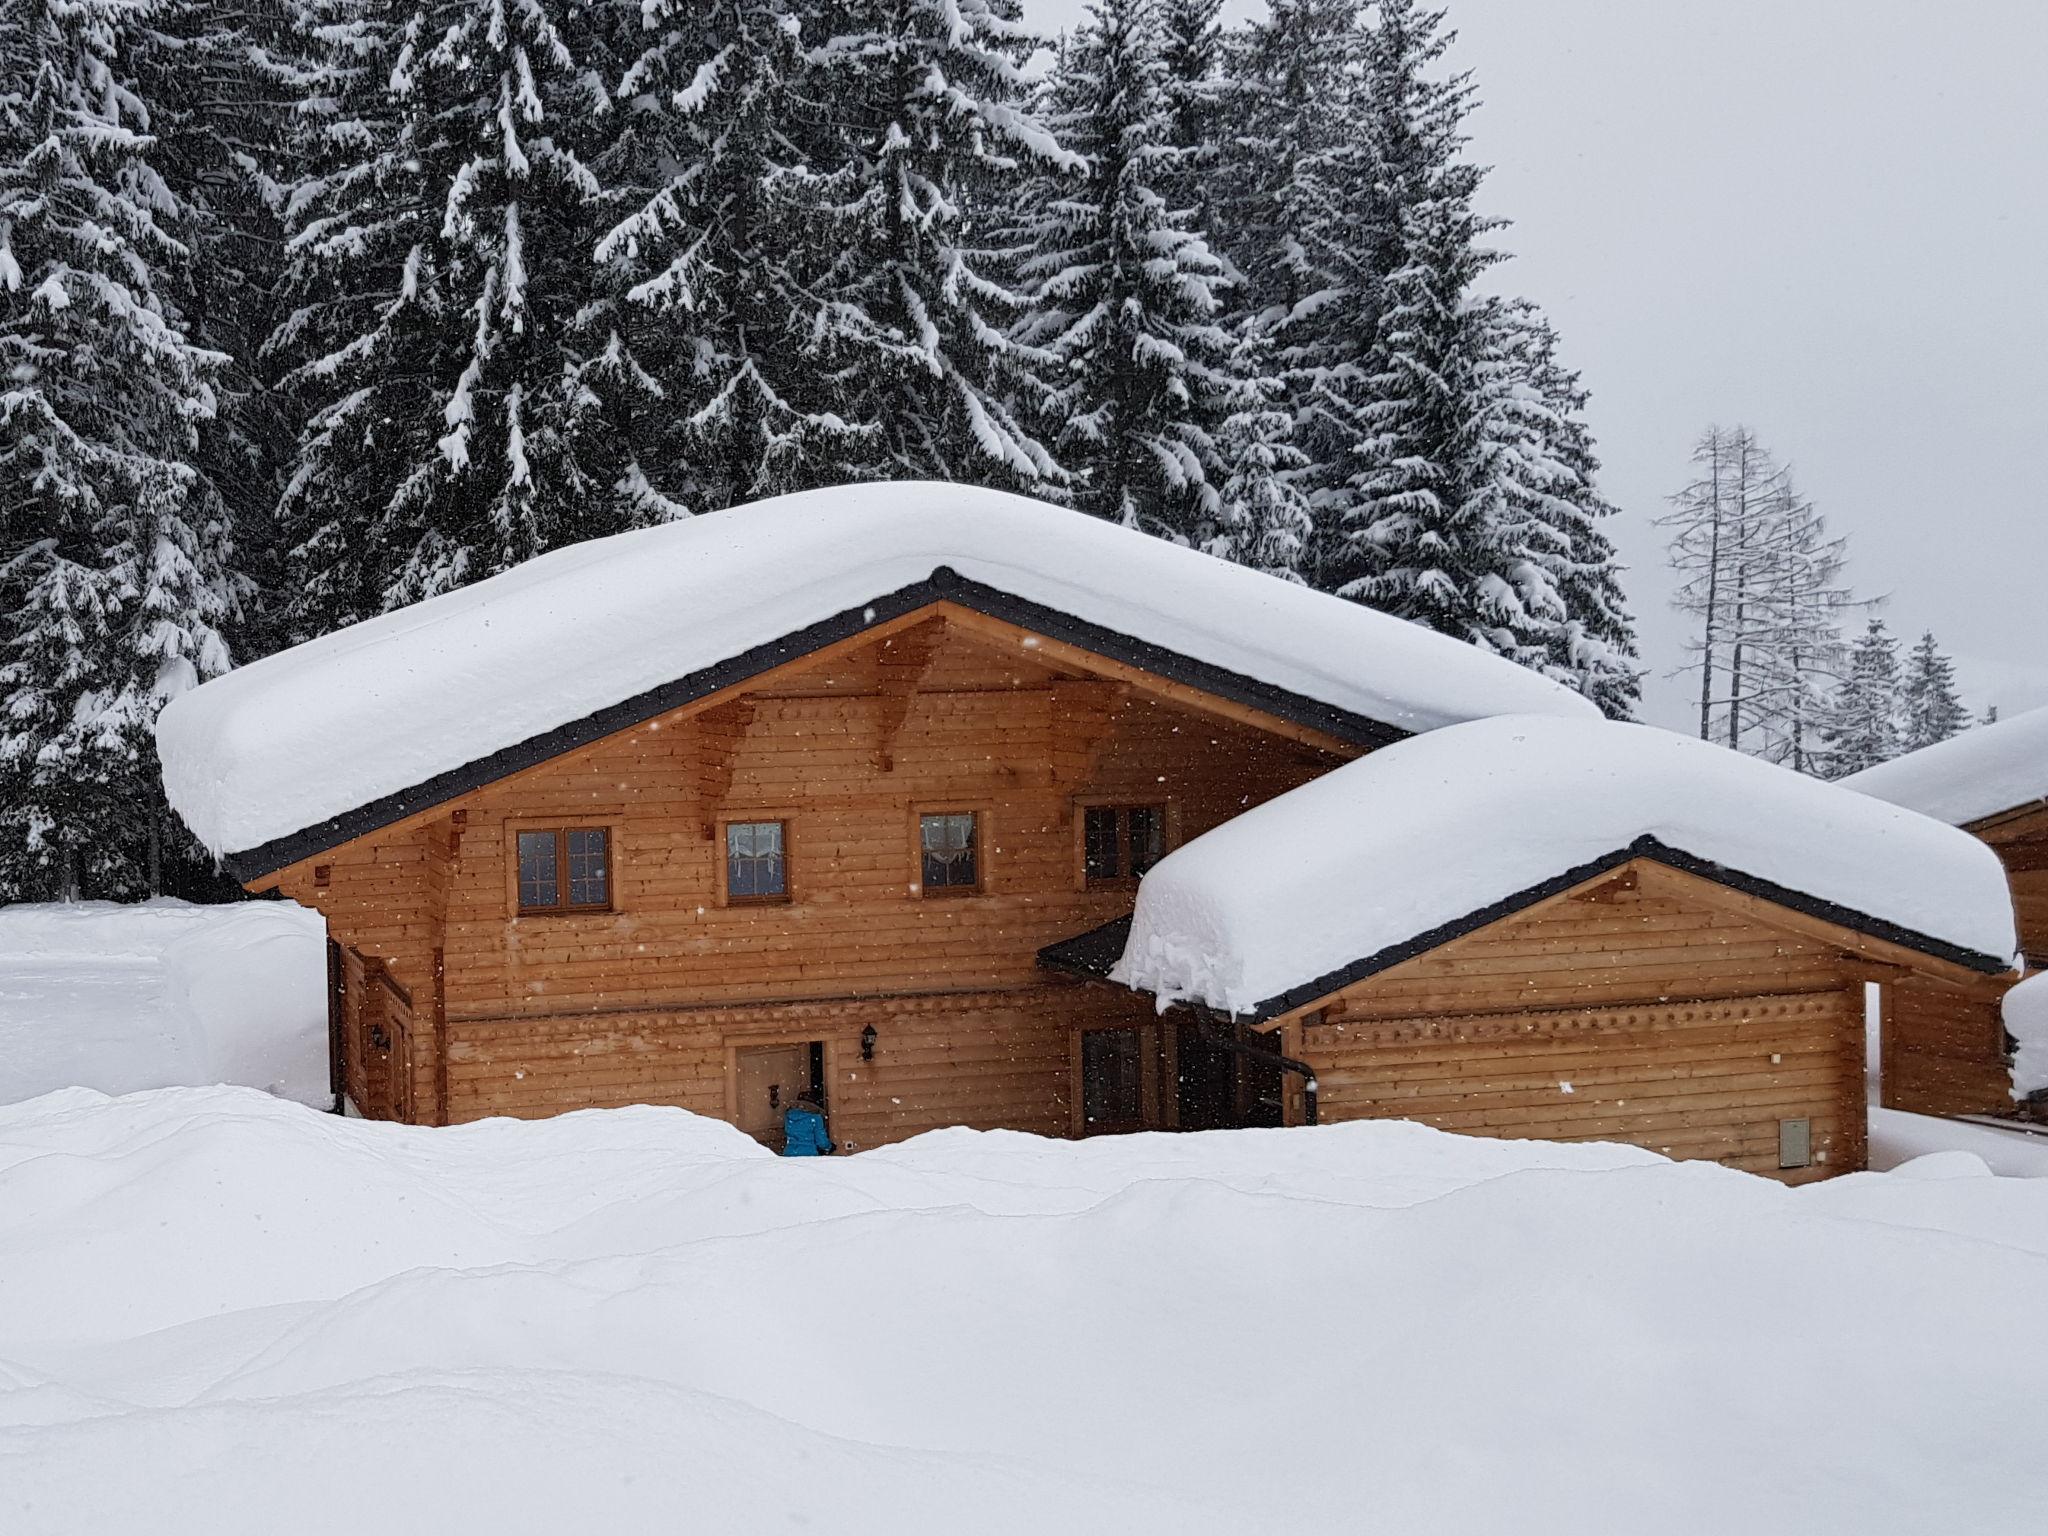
2004,973,2048,1100
1840,705,2048,827
157,482,1596,867
1109,714,2019,1016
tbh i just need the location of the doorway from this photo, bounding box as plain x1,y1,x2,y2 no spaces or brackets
734,1041,825,1151
1176,1019,1284,1131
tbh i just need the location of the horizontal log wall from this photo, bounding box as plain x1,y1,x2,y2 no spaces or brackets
444,981,1162,1149
1303,874,1872,1180
425,628,1335,1023
1331,880,1850,1019
1879,972,2013,1118
1865,806,2036,1119
1306,990,1862,1183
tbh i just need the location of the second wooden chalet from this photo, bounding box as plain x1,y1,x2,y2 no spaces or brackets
156,484,2017,1179
1844,708,2048,1117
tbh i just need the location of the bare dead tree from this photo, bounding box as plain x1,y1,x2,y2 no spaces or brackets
1658,426,1857,768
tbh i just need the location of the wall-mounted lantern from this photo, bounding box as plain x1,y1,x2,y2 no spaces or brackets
860,1024,878,1062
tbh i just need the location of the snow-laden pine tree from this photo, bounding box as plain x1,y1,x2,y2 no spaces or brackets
782,0,1073,488
1504,305,1640,716
599,0,865,511
0,0,240,899
1212,0,1372,514
1205,334,1314,579
1901,631,1967,751
1320,1,1508,626
1818,617,1903,778
135,0,297,661
1156,0,1225,226
1014,0,1240,539
273,0,638,632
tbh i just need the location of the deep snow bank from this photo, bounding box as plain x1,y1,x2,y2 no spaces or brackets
2,1088,2046,1535
0,902,327,1108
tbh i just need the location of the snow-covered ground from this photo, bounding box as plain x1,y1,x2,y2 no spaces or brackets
3,1088,2047,1534
1870,1106,2048,1177
0,901,328,1109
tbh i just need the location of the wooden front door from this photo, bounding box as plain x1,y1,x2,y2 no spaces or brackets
735,1043,816,1150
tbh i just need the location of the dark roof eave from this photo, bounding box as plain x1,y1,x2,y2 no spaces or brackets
1039,835,2012,1026
219,567,1404,883
1037,915,1134,981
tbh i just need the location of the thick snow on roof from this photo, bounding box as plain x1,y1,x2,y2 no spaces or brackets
1841,705,2048,826
1112,714,2019,1015
157,482,1596,859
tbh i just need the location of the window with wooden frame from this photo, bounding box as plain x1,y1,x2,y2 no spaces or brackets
918,811,980,896
516,827,612,913
723,819,790,904
1081,803,1168,887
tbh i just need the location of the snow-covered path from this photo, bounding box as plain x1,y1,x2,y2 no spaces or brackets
2,1087,2046,1534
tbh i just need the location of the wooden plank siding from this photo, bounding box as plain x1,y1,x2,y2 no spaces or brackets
1879,972,2013,1119
1977,806,2048,966
1872,803,2041,1119
1288,869,1876,1182
1303,991,1862,1182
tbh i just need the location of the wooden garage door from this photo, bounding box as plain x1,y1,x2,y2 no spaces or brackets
1300,989,1864,1182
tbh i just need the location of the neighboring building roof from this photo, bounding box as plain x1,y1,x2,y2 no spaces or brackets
1840,705,2048,828
1105,714,2020,1019
158,482,1597,875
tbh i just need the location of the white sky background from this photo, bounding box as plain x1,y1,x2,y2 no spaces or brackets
1020,0,2048,729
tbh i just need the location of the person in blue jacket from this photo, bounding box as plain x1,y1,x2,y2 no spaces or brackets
782,1091,834,1156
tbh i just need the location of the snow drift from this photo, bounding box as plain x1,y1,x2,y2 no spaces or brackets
154,482,1597,860
0,901,328,1108
1842,701,2048,826
1113,713,2018,1014
2,1087,2047,1534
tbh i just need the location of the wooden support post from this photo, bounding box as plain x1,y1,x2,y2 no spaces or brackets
872,616,947,773
697,698,758,838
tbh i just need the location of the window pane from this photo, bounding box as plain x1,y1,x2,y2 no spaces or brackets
517,831,559,909
1128,806,1166,877
566,828,609,907
1083,806,1121,882
1083,1028,1143,1126
726,821,786,900
921,812,978,890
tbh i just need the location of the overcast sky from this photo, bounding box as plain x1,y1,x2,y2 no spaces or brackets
1021,0,2048,729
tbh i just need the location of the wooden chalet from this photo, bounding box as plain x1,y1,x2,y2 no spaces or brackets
1844,708,2048,1118
1046,715,2016,1183
156,486,2016,1177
